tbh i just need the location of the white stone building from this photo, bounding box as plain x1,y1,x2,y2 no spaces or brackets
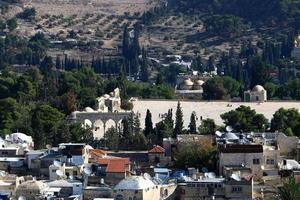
244,85,267,102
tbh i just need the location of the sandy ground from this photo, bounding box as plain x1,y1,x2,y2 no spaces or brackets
132,100,300,128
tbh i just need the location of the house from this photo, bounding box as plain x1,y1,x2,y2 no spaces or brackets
148,145,171,167
177,174,253,200
244,85,267,102
95,157,130,185
16,180,49,200
219,144,264,181
113,175,177,200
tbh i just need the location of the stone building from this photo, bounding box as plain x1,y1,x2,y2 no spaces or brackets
218,144,264,181
178,176,253,200
113,175,176,200
16,180,49,200
148,145,171,167
175,78,205,99
69,88,131,139
244,85,267,102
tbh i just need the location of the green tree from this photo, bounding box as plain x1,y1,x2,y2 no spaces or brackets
140,48,149,82
271,108,300,136
7,17,17,31
173,101,184,137
202,76,240,100
278,176,300,200
144,109,153,137
221,105,268,132
31,104,65,148
174,138,217,170
264,82,277,99
189,112,197,134
0,98,21,136
198,118,217,135
105,127,119,150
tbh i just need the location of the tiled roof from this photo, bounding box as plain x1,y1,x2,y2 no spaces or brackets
219,144,263,153
97,157,130,173
149,145,165,154
90,149,106,157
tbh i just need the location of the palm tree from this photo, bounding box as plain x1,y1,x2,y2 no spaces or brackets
278,176,300,200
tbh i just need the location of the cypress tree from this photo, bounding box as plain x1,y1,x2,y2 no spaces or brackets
173,101,184,138
189,112,197,134
144,109,153,137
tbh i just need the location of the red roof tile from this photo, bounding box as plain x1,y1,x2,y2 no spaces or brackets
97,157,130,173
149,145,165,154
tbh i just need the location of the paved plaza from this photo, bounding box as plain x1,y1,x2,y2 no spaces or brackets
132,100,300,128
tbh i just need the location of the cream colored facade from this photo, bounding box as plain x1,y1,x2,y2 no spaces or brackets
244,85,267,102
113,176,176,200
219,152,263,181
178,178,253,200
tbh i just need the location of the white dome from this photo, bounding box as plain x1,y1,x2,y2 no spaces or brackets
252,85,265,92
84,107,94,112
183,78,194,86
194,80,204,86
114,176,155,190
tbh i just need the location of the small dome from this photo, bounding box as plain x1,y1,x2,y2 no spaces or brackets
114,176,155,190
252,85,265,92
84,107,94,112
194,80,204,86
183,78,194,86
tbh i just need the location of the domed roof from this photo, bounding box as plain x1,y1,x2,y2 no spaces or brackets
114,176,155,190
252,85,265,92
84,107,94,112
183,78,194,86
17,180,47,191
194,79,204,86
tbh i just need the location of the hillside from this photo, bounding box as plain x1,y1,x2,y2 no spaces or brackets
169,0,300,25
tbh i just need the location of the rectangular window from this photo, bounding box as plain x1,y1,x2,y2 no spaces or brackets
232,187,242,193
253,159,260,165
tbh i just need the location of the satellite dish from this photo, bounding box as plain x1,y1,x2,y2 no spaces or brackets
56,169,64,177
205,172,216,179
18,196,26,200
215,131,223,137
54,160,61,167
226,126,233,132
201,167,208,173
231,173,241,181
84,165,92,175
143,173,152,180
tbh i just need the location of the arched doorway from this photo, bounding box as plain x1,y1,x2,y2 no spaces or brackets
93,119,105,139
